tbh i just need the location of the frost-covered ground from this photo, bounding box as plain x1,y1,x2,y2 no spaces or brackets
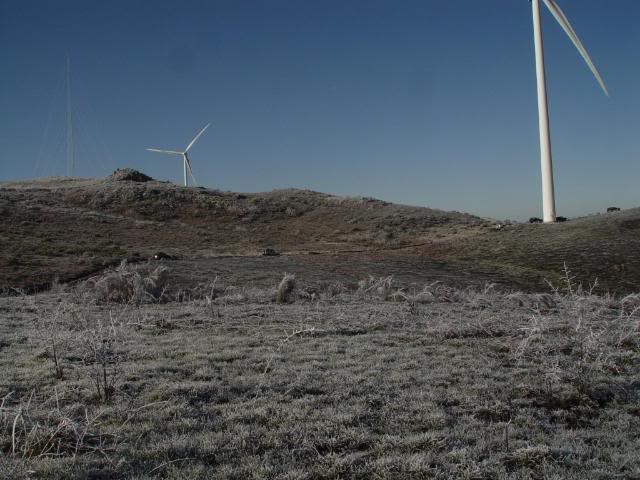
1,270,639,479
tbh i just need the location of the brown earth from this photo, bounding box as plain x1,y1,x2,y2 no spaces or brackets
1,170,639,294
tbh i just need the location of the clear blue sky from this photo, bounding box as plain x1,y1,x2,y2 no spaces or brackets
1,0,638,220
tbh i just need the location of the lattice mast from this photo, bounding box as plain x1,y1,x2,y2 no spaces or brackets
65,53,74,177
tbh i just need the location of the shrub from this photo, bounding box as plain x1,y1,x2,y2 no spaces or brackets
83,260,168,304
32,297,129,403
511,276,640,408
78,315,124,402
32,300,74,379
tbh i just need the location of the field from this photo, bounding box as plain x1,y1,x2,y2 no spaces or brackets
1,264,640,479
1,172,639,479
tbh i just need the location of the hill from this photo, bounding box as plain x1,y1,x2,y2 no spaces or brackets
1,170,639,478
1,169,638,294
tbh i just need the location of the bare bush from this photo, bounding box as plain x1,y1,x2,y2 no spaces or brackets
30,296,132,403
78,313,126,402
83,260,168,304
511,280,640,406
32,301,75,379
276,273,296,304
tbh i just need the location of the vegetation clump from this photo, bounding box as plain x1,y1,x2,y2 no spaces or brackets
276,273,296,303
82,260,168,304
0,392,116,459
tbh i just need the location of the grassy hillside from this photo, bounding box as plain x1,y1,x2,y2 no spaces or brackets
0,171,485,291
1,170,639,294
448,209,640,293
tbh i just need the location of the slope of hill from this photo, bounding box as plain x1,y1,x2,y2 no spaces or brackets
1,170,638,294
449,209,640,294
0,170,485,291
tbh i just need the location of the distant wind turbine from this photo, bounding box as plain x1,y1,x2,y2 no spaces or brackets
530,0,608,223
146,123,211,187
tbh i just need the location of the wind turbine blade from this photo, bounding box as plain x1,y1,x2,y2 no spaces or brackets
185,123,211,152
185,157,198,186
146,148,184,155
542,0,609,96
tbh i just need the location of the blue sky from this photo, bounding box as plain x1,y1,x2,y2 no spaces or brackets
1,0,638,220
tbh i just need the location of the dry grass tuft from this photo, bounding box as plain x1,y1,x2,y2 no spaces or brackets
358,276,397,300
621,294,640,314
0,391,116,459
503,445,554,469
83,260,168,304
276,273,296,304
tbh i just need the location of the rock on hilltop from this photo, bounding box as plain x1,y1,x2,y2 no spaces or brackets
108,168,154,183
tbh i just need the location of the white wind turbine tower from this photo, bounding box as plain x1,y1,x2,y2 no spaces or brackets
146,123,211,187
530,0,608,223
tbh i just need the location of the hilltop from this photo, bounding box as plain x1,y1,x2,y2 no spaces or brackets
1,169,639,293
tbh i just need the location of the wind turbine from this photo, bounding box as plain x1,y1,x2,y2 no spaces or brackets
146,123,211,187
530,0,608,223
